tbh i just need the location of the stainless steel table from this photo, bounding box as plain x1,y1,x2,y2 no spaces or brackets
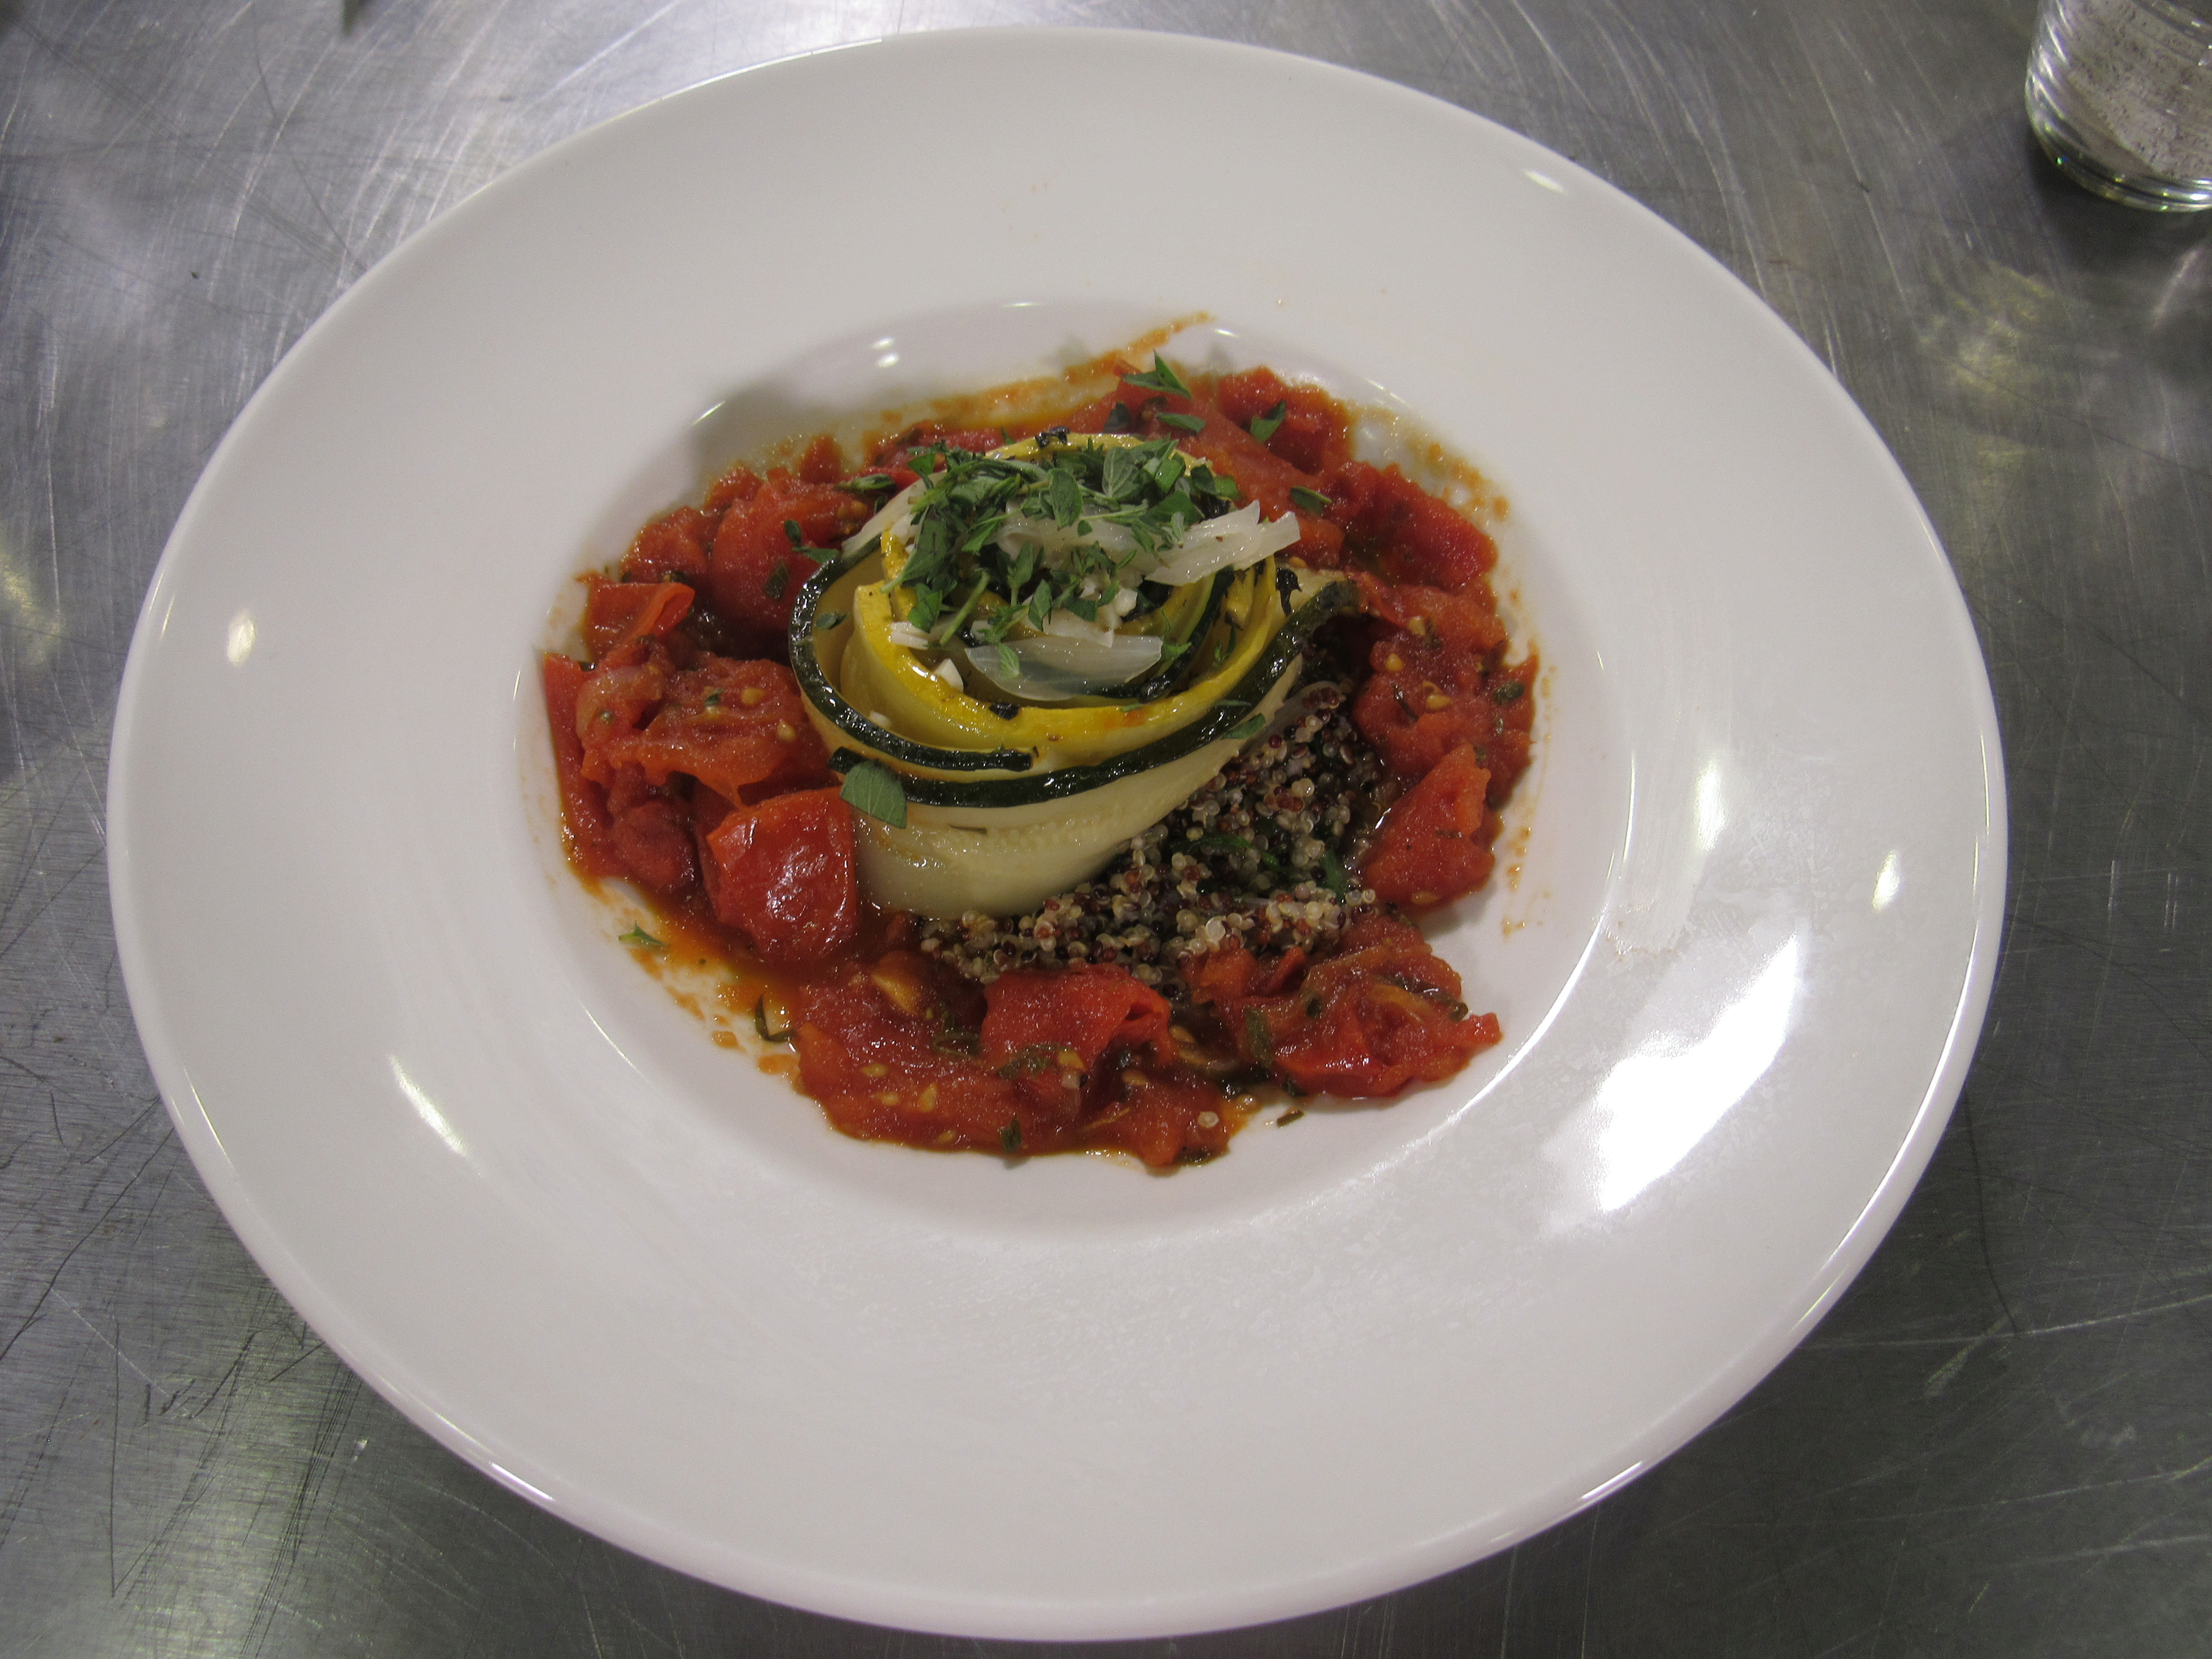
4,1,2206,1652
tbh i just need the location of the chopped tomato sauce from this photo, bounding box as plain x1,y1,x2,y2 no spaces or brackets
544,360,1531,1166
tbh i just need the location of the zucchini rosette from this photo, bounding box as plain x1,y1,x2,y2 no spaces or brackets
791,428,1350,916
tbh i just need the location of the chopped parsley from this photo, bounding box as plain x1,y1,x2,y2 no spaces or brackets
1249,400,1287,443
1289,486,1333,516
618,925,663,950
883,433,1244,658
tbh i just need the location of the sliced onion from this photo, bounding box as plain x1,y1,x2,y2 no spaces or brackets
955,631,1164,703
1040,610,1121,644
843,480,923,555
1143,502,1302,588
995,513,1141,560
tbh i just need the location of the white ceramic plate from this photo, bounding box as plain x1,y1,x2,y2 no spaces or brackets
108,29,2004,1641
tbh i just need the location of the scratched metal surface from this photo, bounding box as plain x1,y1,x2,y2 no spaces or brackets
2,0,2206,1652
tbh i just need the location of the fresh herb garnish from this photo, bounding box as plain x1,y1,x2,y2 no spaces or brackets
1289,486,1333,515
839,760,908,828
764,560,790,601
753,998,792,1043
1156,410,1207,434
618,925,663,950
1121,354,1192,399
1225,711,1267,742
1243,1006,1275,1065
1491,680,1526,704
1319,848,1351,900
813,609,847,632
1250,400,1287,443
882,436,1245,663
840,473,897,494
995,1046,1056,1079
999,1118,1025,1154
930,1011,979,1055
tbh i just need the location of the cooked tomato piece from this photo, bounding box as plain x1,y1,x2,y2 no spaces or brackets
1214,366,1352,476
572,651,669,781
1324,461,1497,592
586,655,830,804
1274,980,1500,1096
1097,1069,1238,1167
541,653,621,878
795,433,847,484
1360,744,1494,908
622,505,718,584
871,425,1003,480
790,952,1023,1149
704,786,859,967
1190,914,1498,1097
981,964,1176,1120
582,577,695,660
707,472,867,656
1353,572,1508,659
608,790,696,898
1350,574,1535,797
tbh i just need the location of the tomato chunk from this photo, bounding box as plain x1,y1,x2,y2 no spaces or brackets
582,655,830,804
606,783,696,899
1214,366,1352,476
1350,573,1535,796
541,654,621,878
1325,461,1497,592
707,473,867,656
981,965,1175,1118
1190,914,1499,1097
1360,744,1495,909
622,505,717,584
582,577,694,660
703,786,859,967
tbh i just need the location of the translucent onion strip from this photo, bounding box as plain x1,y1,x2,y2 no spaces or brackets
843,480,924,555
955,631,1164,703
1142,502,1302,587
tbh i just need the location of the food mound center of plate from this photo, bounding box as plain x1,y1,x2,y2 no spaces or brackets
540,338,1537,1168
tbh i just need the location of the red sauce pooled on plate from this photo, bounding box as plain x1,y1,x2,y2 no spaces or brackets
543,355,1536,1166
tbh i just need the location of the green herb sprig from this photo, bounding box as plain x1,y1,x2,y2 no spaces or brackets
885,434,1245,658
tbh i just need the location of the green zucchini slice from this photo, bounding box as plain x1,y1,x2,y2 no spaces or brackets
789,556,1352,917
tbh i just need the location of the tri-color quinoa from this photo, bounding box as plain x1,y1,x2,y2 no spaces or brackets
917,676,1394,1002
